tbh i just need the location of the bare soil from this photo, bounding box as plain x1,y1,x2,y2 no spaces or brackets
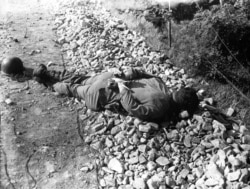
0,1,97,188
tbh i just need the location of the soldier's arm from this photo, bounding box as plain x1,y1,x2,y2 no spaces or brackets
119,88,156,121
122,67,158,80
53,82,100,111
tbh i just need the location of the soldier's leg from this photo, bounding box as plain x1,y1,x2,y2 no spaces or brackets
53,82,89,100
33,64,89,86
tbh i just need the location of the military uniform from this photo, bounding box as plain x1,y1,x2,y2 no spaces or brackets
50,68,176,121
34,65,198,122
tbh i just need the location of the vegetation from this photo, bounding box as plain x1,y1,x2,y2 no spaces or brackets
173,3,250,88
170,2,250,123
103,0,250,123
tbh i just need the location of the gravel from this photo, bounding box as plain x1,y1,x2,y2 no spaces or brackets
53,0,250,188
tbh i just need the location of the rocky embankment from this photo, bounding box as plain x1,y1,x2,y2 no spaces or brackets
53,1,250,188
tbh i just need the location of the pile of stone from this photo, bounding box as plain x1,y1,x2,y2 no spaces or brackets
80,108,250,189
54,0,191,91
54,1,250,188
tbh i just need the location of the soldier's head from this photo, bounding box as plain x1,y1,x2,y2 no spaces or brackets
173,87,199,116
122,67,134,80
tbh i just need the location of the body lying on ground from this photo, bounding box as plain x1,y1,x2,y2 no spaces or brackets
33,65,199,122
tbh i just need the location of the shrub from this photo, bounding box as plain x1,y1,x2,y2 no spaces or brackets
171,3,250,92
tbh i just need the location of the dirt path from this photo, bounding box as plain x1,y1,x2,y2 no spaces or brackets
0,1,97,189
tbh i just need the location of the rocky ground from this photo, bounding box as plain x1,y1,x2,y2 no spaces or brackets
1,0,250,189
52,1,250,189
0,0,97,188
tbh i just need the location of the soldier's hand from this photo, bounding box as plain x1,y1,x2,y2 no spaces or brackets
112,78,129,93
117,83,128,93
107,79,118,89
108,68,123,78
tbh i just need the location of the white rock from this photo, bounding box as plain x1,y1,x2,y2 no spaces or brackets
139,124,151,132
206,162,224,180
134,118,142,126
216,149,226,170
151,174,164,183
189,184,196,189
132,178,147,189
205,178,219,186
159,185,167,189
178,169,189,179
80,166,89,172
227,170,241,181
5,98,13,105
165,176,175,186
103,174,116,187
197,89,206,99
179,110,189,119
146,178,157,189
125,170,133,177
155,157,170,166
213,120,226,133
227,107,235,116
138,145,147,153
115,131,126,144
195,176,205,187
105,137,113,147
147,161,157,171
239,168,249,183
108,158,124,173
128,156,139,165
111,126,121,135
204,97,214,105
147,122,159,130
99,179,106,187
84,136,92,144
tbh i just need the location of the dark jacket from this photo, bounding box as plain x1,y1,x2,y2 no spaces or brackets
119,77,176,121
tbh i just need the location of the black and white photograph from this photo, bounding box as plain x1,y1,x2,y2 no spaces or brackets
0,0,250,188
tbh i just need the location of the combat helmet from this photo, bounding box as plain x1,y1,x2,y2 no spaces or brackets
0,57,25,75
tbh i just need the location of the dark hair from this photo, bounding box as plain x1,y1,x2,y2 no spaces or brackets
174,87,199,115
